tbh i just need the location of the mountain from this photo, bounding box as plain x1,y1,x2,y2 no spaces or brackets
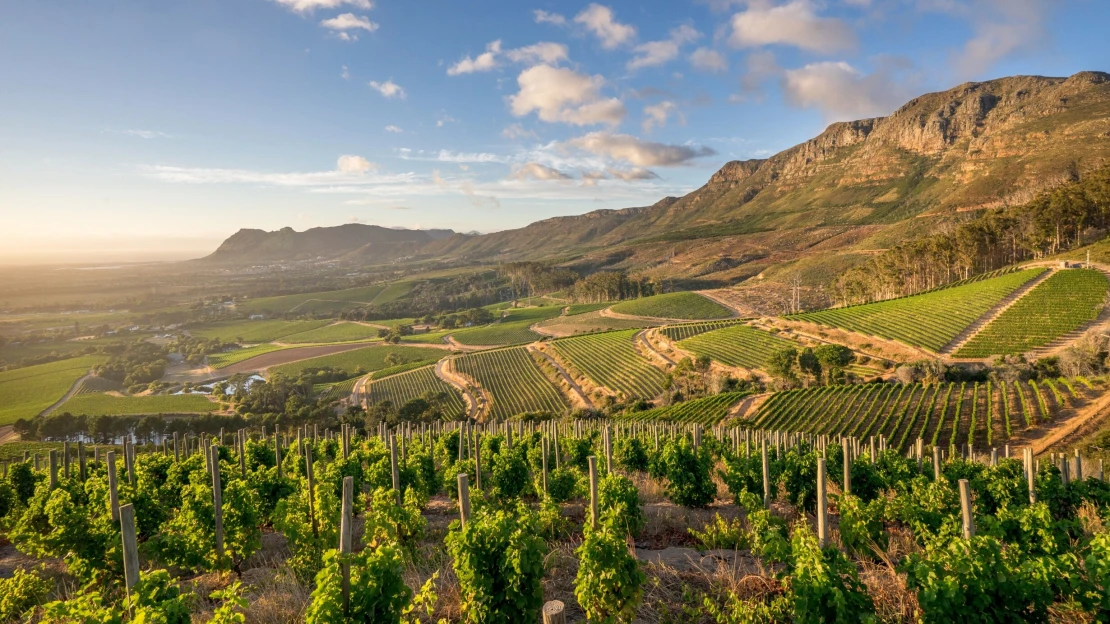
203,224,455,264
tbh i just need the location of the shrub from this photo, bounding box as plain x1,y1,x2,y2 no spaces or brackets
574,515,645,624
491,446,530,499
790,524,875,623
599,473,643,537
305,546,412,624
613,437,649,472
546,467,578,503
689,513,747,551
0,567,52,622
655,438,716,507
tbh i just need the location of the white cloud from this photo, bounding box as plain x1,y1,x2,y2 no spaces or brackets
606,167,659,181
642,101,683,132
123,129,171,139
689,47,728,73
384,125,403,133
731,50,781,102
509,162,572,181
319,13,378,40
341,65,350,80
534,9,567,26
369,79,405,99
270,0,371,14
563,132,715,166
628,25,700,71
505,42,569,65
447,40,502,75
729,1,856,54
781,60,913,121
926,0,1047,80
509,65,626,126
502,123,539,140
574,4,636,49
337,155,376,173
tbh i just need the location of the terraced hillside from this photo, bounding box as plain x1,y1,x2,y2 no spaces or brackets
619,391,752,425
750,377,1098,450
452,347,569,419
956,268,1109,357
659,320,745,341
451,305,563,346
363,366,466,416
791,268,1045,351
677,324,798,370
553,329,666,399
610,292,733,320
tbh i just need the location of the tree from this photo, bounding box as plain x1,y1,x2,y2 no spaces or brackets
767,348,799,384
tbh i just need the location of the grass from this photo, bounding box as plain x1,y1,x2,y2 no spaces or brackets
207,344,289,369
280,322,384,344
270,345,448,379
364,366,466,417
0,356,106,425
791,268,1046,352
678,324,798,370
453,348,569,419
553,330,666,399
956,269,1109,357
610,292,733,320
371,281,418,305
59,393,219,416
237,284,388,315
566,303,611,315
190,319,331,343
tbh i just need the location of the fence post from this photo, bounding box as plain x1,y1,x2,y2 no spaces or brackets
63,442,71,479
958,479,975,539
842,440,851,495
107,451,120,522
275,432,283,477
541,436,549,496
817,457,828,549
339,475,353,615
933,446,942,481
120,502,140,606
390,434,401,505
238,430,246,477
588,456,599,529
49,450,58,489
604,426,612,473
457,474,471,527
762,440,771,509
543,600,567,624
211,444,225,561
1024,448,1036,503
305,444,318,538
126,440,135,486
173,432,179,462
1075,449,1083,481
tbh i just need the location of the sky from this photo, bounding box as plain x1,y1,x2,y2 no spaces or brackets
1,0,1109,264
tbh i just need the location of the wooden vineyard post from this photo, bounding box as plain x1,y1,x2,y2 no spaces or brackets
107,451,121,522
553,425,561,469
543,600,567,624
1024,448,1036,503
474,432,483,491
173,432,179,462
842,440,851,495
126,440,135,486
817,457,828,548
305,444,318,539
958,479,975,539
762,440,771,509
120,502,140,608
238,430,246,477
49,450,58,489
78,441,86,481
390,434,402,504
275,433,282,477
604,426,612,473
339,476,354,615
1075,449,1083,481
457,474,471,527
63,442,70,479
458,423,465,463
588,456,599,529
541,436,549,497
933,447,942,481
210,444,225,561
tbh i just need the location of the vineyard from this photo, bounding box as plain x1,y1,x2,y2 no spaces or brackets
3,417,1110,623
618,391,752,424
235,284,388,314
280,322,384,344
452,347,569,419
750,377,1099,450
658,319,744,342
363,366,466,416
450,306,563,347
270,345,448,379
956,268,1109,357
206,344,289,369
791,268,1045,351
609,292,734,320
535,310,658,337
552,329,666,399
58,393,220,416
0,356,106,425
676,324,798,370
190,319,331,344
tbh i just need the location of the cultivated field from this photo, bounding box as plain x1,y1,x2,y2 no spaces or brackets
279,322,384,344
450,306,563,346
364,366,466,416
236,284,388,315
619,391,752,424
0,356,105,425
553,329,666,399
270,345,448,379
677,324,798,370
190,319,331,343
452,347,568,419
610,292,733,319
58,393,219,416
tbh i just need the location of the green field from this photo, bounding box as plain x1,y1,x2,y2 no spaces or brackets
677,324,798,370
280,322,384,344
270,345,448,379
659,320,745,342
619,391,752,425
536,311,658,336
59,392,219,416
372,281,418,305
207,344,289,369
553,329,666,399
237,284,389,314
453,348,568,419
190,319,331,343
565,303,611,315
0,356,106,425
956,269,1109,357
610,292,733,320
450,306,563,346
316,378,359,402
791,268,1045,351
364,366,466,417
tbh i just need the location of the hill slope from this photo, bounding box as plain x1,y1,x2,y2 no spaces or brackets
204,223,455,264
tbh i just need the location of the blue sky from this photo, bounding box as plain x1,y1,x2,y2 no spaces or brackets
1,0,1108,263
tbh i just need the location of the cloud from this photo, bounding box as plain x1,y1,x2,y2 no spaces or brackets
505,42,569,65
447,40,502,75
384,125,403,133
689,47,728,73
781,60,915,122
563,132,715,166
341,65,350,80
369,79,405,99
923,0,1047,80
642,101,683,132
731,50,781,102
337,155,377,173
729,1,856,54
123,129,171,139
574,4,636,49
534,9,567,26
626,26,699,71
509,162,573,181
319,13,378,40
509,65,626,126
270,0,371,14
502,123,538,140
